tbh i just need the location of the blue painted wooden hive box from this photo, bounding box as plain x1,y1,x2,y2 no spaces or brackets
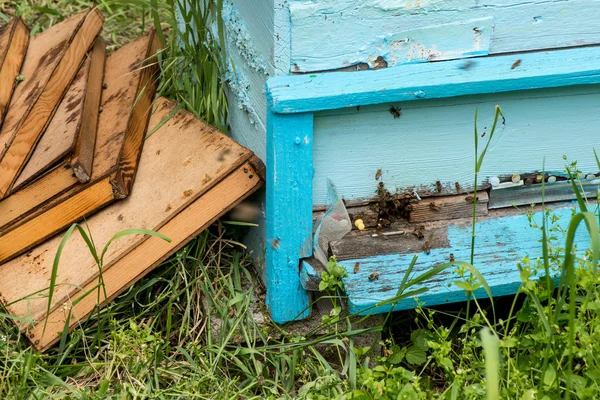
222,0,600,323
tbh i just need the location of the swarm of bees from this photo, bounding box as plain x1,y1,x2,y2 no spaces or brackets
369,181,417,228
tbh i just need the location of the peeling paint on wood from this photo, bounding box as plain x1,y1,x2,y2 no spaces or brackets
340,205,593,315
289,0,600,72
267,45,600,114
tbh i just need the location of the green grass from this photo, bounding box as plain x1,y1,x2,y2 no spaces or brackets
1,2,600,399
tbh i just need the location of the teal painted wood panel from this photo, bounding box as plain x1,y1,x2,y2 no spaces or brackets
311,85,600,205
267,46,600,114
340,206,594,315
289,0,600,72
266,111,313,323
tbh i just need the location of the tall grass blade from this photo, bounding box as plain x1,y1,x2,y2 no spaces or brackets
480,327,500,400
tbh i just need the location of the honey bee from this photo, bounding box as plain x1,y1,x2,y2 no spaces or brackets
429,202,441,212
375,169,382,180
435,181,443,193
369,272,380,281
271,238,280,249
455,182,463,194
511,59,521,70
354,262,361,274
412,225,425,240
449,253,455,262
423,233,433,255
423,241,431,255
389,106,402,119
459,60,474,70
465,195,478,202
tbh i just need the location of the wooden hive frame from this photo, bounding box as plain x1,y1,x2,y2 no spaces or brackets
264,46,600,324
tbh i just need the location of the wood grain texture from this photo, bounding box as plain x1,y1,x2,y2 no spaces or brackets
0,8,103,198
0,166,77,231
70,37,106,182
339,205,592,315
111,29,162,197
11,39,104,190
0,177,114,262
90,30,160,181
0,18,29,129
289,0,600,72
0,12,87,155
311,86,600,205
267,46,600,114
0,98,254,323
0,32,161,257
409,192,488,223
24,162,263,351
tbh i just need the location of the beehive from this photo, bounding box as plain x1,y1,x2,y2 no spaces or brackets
222,0,600,323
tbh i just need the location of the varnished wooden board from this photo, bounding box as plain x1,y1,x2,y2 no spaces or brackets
0,32,159,247
0,98,254,322
0,8,103,198
25,161,263,351
0,166,77,231
0,18,29,129
12,38,106,191
70,37,106,182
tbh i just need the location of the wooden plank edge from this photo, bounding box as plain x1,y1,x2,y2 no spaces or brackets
0,177,114,264
8,54,96,193
0,165,78,231
111,28,162,198
0,8,104,198
24,162,263,351
409,191,489,223
70,37,106,182
46,153,261,316
266,46,600,114
0,18,29,129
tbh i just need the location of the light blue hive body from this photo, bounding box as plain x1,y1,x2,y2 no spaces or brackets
221,0,600,323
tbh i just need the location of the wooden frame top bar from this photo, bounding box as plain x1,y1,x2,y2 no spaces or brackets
266,45,600,114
